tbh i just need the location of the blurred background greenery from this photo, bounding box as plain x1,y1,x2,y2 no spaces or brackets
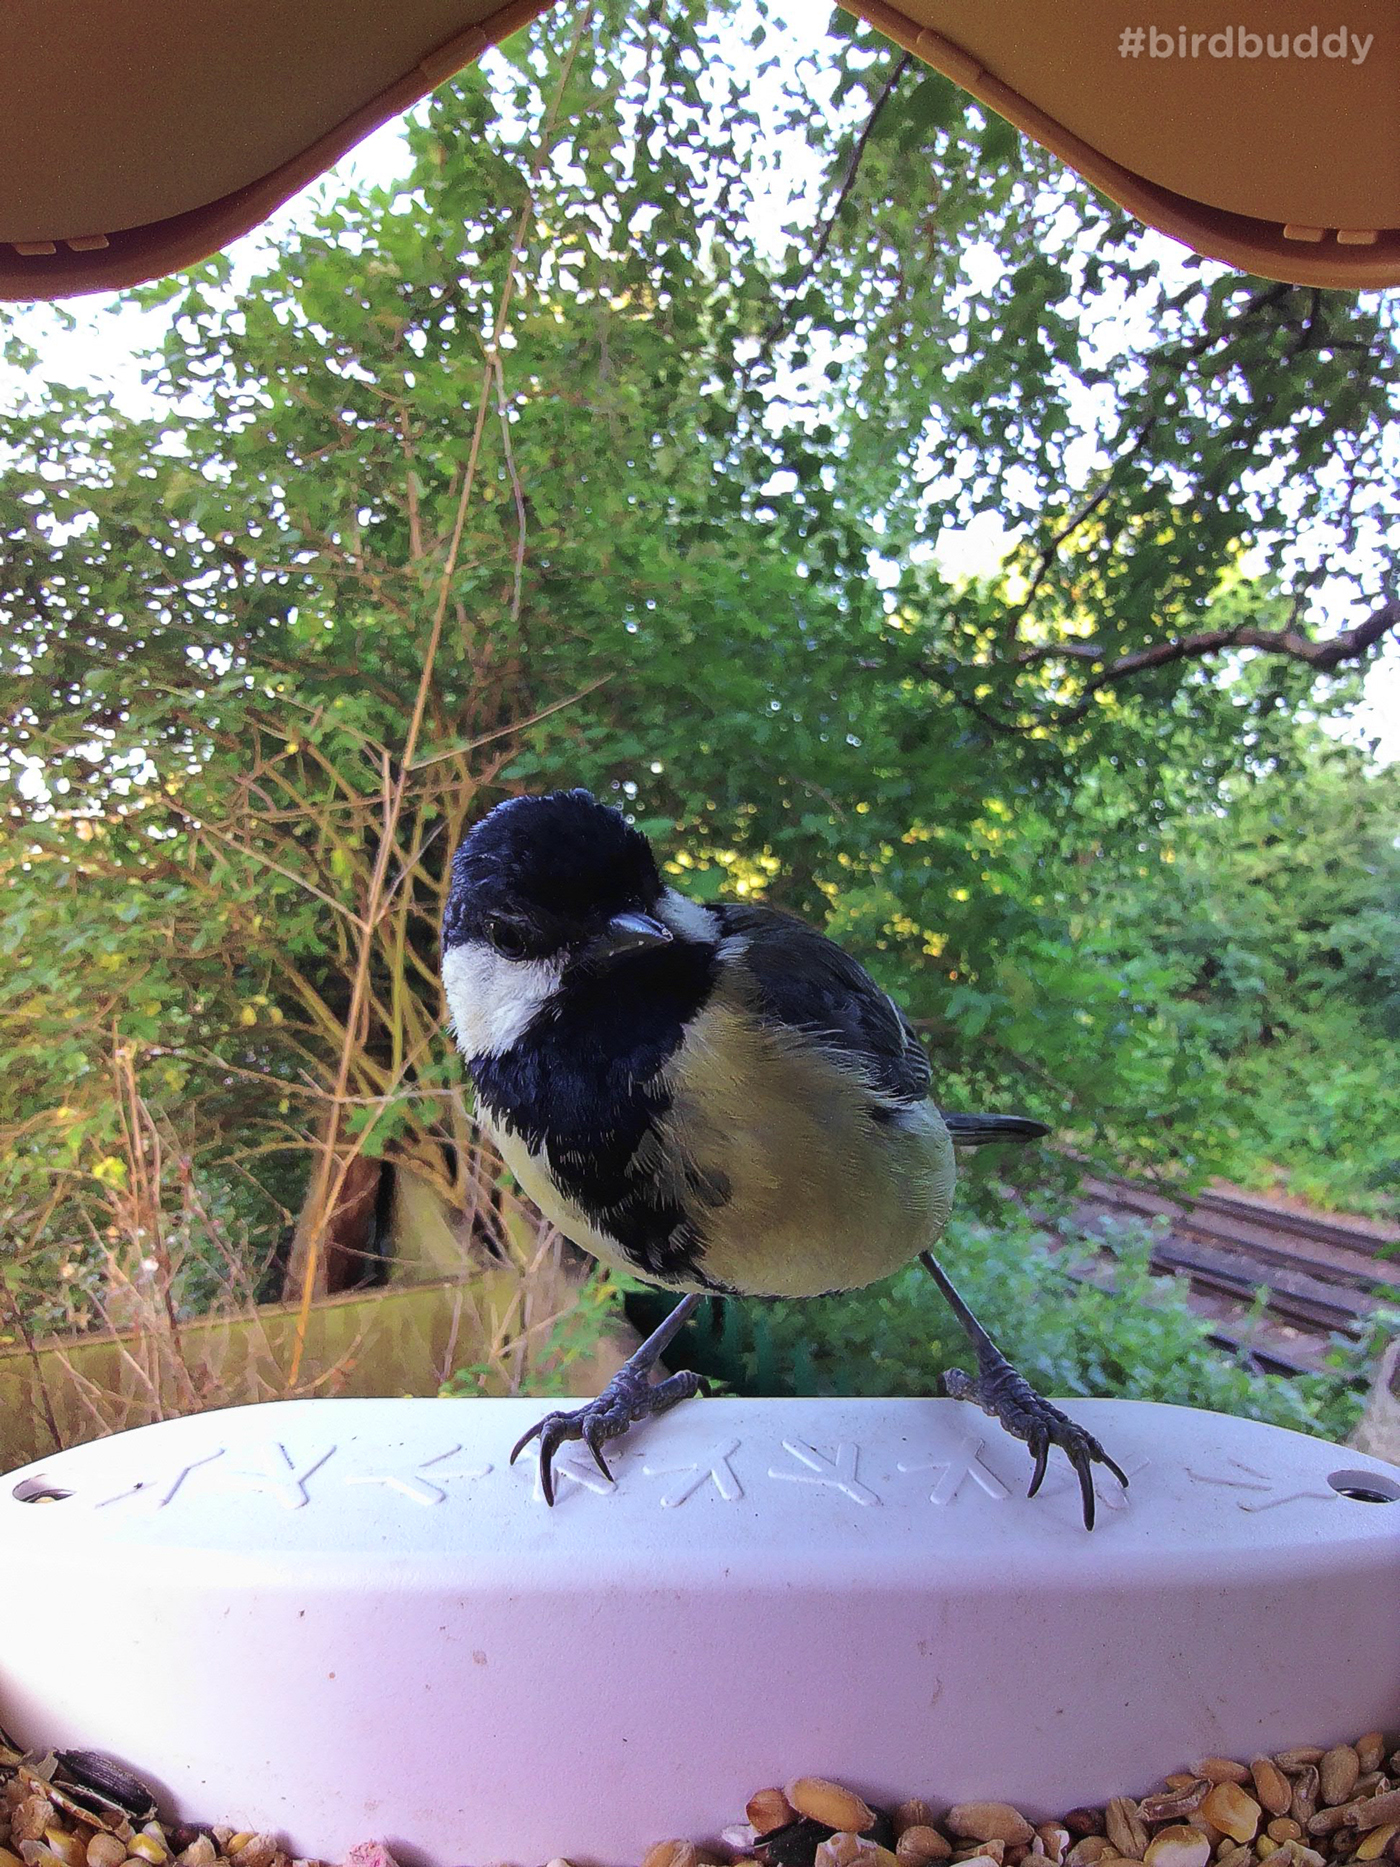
0,1,1395,1446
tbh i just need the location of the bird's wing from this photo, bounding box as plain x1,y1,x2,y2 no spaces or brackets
711,899,932,1106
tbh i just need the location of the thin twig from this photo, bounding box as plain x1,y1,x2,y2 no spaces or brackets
289,3,597,1380
399,408,425,561
167,804,370,930
407,673,614,770
751,51,912,369
492,354,529,623
1002,282,1293,651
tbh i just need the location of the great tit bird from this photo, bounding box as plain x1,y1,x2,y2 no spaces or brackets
441,788,1127,1527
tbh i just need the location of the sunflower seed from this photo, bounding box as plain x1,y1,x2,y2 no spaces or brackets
51,1764,151,1829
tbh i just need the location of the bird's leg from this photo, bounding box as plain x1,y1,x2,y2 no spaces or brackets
920,1250,1129,1530
509,1292,707,1506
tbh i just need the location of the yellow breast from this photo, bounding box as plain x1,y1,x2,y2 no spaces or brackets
657,994,957,1297
477,990,957,1299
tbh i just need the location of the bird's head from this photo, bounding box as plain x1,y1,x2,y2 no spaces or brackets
444,788,669,964
441,789,683,1058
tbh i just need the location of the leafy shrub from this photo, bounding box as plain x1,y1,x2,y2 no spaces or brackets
627,1212,1383,1445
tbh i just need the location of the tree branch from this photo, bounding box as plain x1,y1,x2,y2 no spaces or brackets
750,51,913,370
1021,596,1399,676
1003,282,1295,649
999,596,1400,729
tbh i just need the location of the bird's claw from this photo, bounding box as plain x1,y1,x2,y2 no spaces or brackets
509,1365,705,1506
943,1363,1128,1531
509,1393,628,1505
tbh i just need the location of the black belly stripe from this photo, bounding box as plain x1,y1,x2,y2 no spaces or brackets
469,940,723,1287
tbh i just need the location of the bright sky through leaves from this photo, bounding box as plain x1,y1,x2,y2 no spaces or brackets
0,0,1394,757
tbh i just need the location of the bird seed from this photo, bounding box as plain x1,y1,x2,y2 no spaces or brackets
5,1731,1400,1867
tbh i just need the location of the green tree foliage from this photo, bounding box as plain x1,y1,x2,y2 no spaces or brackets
0,1,1395,1336
1070,737,1400,1212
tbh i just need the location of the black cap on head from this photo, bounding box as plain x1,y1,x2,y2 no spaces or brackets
442,788,663,953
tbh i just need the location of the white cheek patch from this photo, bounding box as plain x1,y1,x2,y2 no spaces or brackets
659,887,719,945
442,941,564,1059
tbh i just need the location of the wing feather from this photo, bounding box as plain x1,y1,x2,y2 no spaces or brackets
711,900,932,1106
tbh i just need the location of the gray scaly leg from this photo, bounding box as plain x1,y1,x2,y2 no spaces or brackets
921,1250,1128,1529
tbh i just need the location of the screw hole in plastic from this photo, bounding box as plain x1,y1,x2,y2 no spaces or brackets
1328,1467,1400,1503
11,1476,73,1503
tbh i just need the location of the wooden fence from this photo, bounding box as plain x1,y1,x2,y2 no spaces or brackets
0,1267,631,1473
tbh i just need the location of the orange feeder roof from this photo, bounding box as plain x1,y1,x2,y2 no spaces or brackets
0,0,1395,299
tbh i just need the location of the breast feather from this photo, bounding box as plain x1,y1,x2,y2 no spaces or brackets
660,992,956,1298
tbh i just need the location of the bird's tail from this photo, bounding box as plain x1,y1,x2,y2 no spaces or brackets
940,1111,1050,1147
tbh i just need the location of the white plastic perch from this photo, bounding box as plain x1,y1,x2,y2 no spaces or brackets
2,1397,1398,1867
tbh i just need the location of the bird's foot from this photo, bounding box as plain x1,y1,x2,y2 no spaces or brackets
943,1355,1128,1530
509,1363,705,1505
919,1248,1127,1530
509,1293,708,1506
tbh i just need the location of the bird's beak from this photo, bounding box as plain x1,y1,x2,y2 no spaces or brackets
580,911,674,967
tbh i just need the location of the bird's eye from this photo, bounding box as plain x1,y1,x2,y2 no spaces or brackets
486,918,532,961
